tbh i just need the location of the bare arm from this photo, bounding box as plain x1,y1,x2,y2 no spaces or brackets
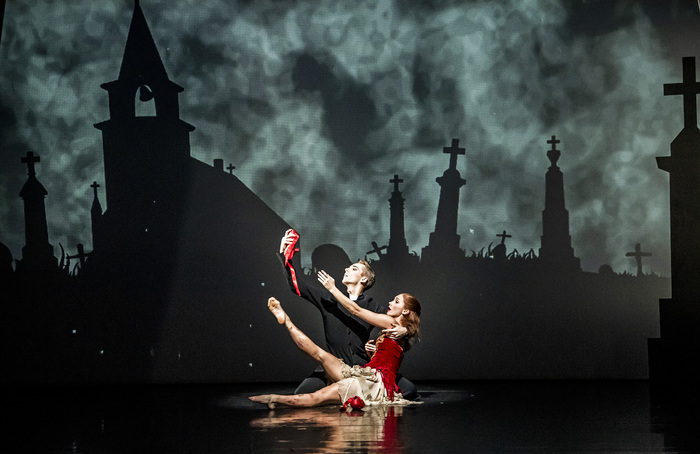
317,270,395,329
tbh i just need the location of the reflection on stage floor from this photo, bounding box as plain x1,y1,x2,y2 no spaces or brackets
4,380,699,453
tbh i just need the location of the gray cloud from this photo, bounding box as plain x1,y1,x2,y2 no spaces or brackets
1,0,694,276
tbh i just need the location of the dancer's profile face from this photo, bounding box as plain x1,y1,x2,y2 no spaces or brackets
387,294,408,317
342,262,367,286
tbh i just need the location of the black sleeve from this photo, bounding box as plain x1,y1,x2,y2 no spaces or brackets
365,295,381,314
277,252,327,310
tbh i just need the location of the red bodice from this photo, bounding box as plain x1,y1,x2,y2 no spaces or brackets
363,335,404,400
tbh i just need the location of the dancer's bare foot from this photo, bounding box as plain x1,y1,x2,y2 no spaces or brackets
268,297,287,325
249,394,277,409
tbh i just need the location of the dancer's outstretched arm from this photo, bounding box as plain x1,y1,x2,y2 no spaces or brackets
317,271,396,330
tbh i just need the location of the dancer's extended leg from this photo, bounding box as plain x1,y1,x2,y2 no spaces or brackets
267,297,344,382
249,383,341,409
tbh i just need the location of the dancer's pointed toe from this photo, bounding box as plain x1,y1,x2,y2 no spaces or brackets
267,297,287,325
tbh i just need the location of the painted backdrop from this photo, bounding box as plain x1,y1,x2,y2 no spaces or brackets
1,0,695,383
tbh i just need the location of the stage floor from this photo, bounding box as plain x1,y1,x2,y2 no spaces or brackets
4,380,698,453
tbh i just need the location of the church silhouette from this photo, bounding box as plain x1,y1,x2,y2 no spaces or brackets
1,1,676,384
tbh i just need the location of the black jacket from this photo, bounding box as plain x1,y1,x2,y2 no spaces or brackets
278,253,380,366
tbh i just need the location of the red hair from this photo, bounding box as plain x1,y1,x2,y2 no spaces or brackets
399,293,421,351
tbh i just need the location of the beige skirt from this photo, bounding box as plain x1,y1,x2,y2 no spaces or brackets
336,363,411,406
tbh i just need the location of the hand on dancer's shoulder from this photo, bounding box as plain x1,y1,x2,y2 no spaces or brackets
279,229,296,254
317,270,337,291
382,324,408,339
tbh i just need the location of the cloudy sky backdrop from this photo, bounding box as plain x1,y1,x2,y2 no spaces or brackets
1,0,698,276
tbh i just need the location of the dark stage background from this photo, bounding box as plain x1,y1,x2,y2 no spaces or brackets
0,0,695,383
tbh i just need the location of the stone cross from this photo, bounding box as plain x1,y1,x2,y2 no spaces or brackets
21,151,40,176
90,181,100,198
443,138,465,170
497,230,512,245
67,243,90,269
664,56,700,129
390,174,403,192
547,135,561,167
366,241,388,258
626,243,652,277
227,163,236,174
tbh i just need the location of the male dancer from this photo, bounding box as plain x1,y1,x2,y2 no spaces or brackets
278,229,417,399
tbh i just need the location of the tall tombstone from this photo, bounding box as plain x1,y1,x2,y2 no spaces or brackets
649,56,700,381
539,136,580,271
18,151,56,272
387,174,409,258
421,138,467,268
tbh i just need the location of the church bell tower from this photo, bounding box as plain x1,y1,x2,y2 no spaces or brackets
93,1,195,270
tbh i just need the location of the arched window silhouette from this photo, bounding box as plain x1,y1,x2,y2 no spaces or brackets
135,84,156,117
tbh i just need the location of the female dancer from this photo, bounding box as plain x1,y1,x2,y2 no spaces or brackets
249,270,421,408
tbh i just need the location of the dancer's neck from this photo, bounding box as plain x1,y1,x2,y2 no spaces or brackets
345,284,363,300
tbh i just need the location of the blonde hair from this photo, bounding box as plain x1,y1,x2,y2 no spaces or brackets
357,259,375,290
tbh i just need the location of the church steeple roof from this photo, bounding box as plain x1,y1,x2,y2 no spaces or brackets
118,0,169,82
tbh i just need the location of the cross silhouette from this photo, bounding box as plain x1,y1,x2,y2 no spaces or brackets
546,135,561,167
443,138,465,170
497,230,512,245
626,243,652,277
390,174,403,192
227,163,235,174
21,151,40,176
664,56,700,129
67,243,91,269
90,181,100,198
366,241,387,258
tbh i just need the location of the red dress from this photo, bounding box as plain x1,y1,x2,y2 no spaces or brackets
363,336,404,400
336,335,406,404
